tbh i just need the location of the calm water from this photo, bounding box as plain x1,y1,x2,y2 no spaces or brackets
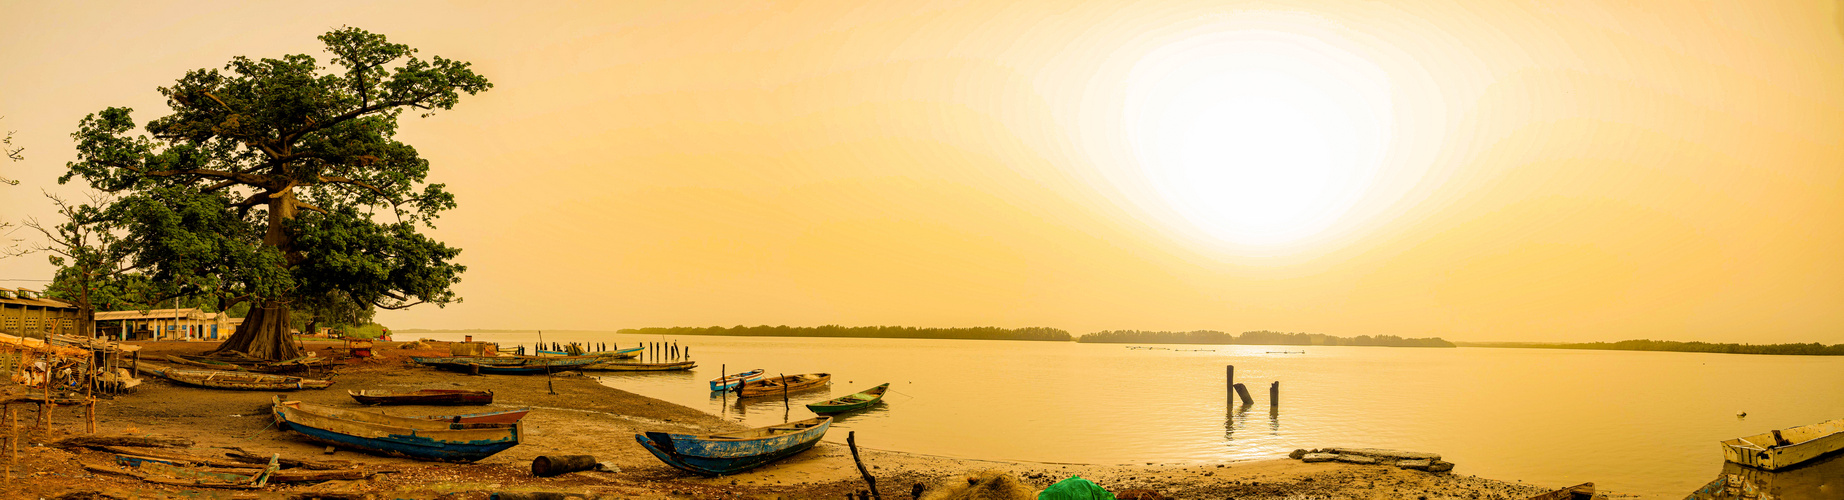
410,332,1844,499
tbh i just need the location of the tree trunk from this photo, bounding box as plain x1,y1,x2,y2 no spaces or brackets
208,187,304,361
207,299,301,360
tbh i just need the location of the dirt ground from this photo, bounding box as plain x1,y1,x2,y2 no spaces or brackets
0,340,1565,500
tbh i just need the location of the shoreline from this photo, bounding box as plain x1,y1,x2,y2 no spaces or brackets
4,340,1562,499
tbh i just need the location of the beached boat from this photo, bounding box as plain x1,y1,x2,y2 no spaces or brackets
411,355,526,366
635,416,832,476
150,367,334,390
272,397,522,462
737,373,830,397
85,454,279,489
166,355,246,371
417,407,531,425
429,363,575,375
582,360,698,372
1722,418,1844,470
710,369,766,391
349,389,494,406
538,346,645,359
805,383,888,415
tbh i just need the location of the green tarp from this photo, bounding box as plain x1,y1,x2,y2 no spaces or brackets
1038,476,1114,500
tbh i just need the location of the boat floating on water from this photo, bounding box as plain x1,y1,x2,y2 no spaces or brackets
1721,417,1844,471
272,397,522,462
583,360,698,372
348,389,494,406
710,369,765,391
150,367,333,390
737,373,830,398
806,383,888,415
636,416,832,476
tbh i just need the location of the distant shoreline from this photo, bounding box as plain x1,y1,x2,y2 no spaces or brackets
1455,339,1844,356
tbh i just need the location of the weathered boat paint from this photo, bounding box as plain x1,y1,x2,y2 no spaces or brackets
151,367,333,391
416,407,531,424
636,416,831,476
710,369,766,391
806,383,889,415
1722,418,1844,470
272,397,521,463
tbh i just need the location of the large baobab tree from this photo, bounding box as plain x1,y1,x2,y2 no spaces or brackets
63,27,488,359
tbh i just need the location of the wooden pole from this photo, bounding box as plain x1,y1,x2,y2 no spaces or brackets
781,373,789,420
1226,365,1233,406
1232,383,1254,406
847,431,882,500
1269,381,1279,407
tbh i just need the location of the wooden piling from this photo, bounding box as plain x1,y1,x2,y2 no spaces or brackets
1269,381,1279,407
1232,383,1254,406
781,372,790,419
1226,365,1234,404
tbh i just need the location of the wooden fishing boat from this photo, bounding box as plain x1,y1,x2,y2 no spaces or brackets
710,369,766,391
429,363,568,375
151,367,334,390
1722,417,1844,470
806,383,888,414
737,373,830,397
582,360,698,372
272,397,521,462
166,355,245,371
607,346,644,359
538,346,645,359
349,389,494,406
417,407,531,425
636,416,831,476
411,355,526,366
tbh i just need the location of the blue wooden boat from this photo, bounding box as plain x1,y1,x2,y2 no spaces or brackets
710,369,765,391
635,416,831,476
272,397,521,462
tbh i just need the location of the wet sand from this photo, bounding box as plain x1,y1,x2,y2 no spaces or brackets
1,340,1561,499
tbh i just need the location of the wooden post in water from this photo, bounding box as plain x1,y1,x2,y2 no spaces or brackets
780,372,790,420
1269,381,1279,407
1226,365,1234,405
1232,383,1254,406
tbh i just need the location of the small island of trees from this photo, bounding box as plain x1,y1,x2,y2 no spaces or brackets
1490,339,1844,356
1077,329,1455,347
617,325,1073,342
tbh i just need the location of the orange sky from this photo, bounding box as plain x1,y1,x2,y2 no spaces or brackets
2,1,1841,343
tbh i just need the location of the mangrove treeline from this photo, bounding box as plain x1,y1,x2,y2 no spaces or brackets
617,325,1074,341
1504,339,1844,356
1076,330,1456,347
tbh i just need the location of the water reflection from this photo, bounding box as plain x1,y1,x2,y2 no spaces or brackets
1684,453,1843,499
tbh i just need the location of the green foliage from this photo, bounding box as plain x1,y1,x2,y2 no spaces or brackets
1078,329,1456,347
1518,339,1844,356
58,27,487,332
618,325,1074,342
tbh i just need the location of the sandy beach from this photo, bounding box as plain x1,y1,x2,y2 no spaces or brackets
1,340,1562,499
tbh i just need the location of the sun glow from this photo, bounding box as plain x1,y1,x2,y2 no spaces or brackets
1124,30,1395,249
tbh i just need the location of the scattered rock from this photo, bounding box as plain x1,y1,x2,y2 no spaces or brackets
1396,459,1432,470
1428,461,1455,473
324,446,337,455
1335,455,1378,465
1301,453,1338,463
1288,449,1308,460
1329,448,1441,461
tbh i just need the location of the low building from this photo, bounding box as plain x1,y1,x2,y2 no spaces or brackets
0,287,82,339
93,308,243,341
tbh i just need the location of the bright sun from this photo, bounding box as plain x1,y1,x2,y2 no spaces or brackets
1125,30,1394,248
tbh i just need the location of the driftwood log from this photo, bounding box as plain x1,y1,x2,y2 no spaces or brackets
54,435,194,449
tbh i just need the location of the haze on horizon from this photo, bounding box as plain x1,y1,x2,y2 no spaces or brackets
2,1,1841,344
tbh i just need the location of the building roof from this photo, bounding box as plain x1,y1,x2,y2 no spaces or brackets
94,308,216,321
0,295,79,310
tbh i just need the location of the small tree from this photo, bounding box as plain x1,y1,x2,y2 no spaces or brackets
27,192,129,338
63,27,488,359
